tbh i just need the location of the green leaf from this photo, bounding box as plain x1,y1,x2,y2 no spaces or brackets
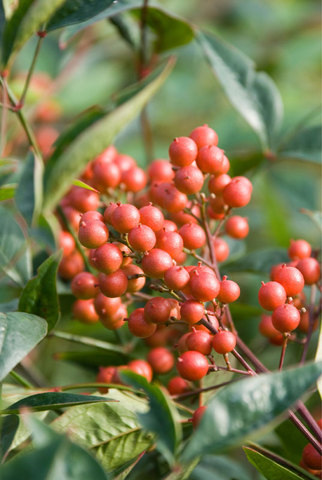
0,415,19,460
224,247,289,275
52,388,153,473
244,444,316,480
15,153,43,226
0,205,31,286
181,362,322,462
300,209,322,234
197,31,283,150
279,126,321,164
0,184,16,201
47,0,116,31
190,454,250,480
120,371,182,465
72,179,99,192
54,349,128,367
130,6,194,53
0,416,110,480
1,392,110,414
18,252,61,332
43,59,174,212
0,312,47,382
1,0,65,67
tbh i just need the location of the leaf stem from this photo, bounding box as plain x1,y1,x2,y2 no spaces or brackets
9,370,33,388
19,34,44,106
171,380,234,401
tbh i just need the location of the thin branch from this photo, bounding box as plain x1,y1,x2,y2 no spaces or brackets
20,34,45,106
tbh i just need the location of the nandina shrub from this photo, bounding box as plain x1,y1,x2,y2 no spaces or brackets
0,2,320,480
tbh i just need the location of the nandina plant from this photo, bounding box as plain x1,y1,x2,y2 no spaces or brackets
0,2,320,479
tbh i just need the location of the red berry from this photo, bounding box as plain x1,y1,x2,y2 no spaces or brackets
98,270,128,297
288,239,312,260
208,174,231,196
59,206,82,232
302,443,322,470
180,300,205,325
274,264,305,296
174,165,204,194
121,166,147,192
190,271,220,302
147,347,174,374
81,211,104,223
225,216,249,239
72,299,99,324
148,159,174,182
212,330,236,354
189,124,218,148
164,265,190,291
179,223,206,250
192,405,207,429
128,308,157,338
111,204,140,233
258,281,287,311
97,366,117,393
92,160,121,191
141,249,173,278
217,277,240,304
100,304,126,330
213,237,230,262
128,224,156,252
69,186,100,213
112,241,132,267
91,243,123,274
168,376,189,395
103,202,118,224
139,204,164,232
169,137,198,167
196,145,225,174
144,297,172,324
58,231,75,256
94,293,121,320
71,272,98,299
114,153,136,172
296,258,320,285
155,230,184,260
222,177,252,208
127,359,153,382
259,314,281,338
186,329,212,355
272,304,301,332
122,264,146,293
58,251,84,280
177,351,209,381
161,219,177,232
156,182,188,213
177,332,191,354
78,220,109,249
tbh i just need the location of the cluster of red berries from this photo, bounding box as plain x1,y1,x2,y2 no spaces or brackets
56,126,253,410
258,239,320,345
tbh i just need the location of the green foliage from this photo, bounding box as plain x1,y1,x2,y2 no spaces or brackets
0,312,47,381
279,125,322,164
244,444,316,480
18,252,61,331
181,362,322,462
224,247,289,274
197,31,283,150
120,371,182,465
15,153,43,226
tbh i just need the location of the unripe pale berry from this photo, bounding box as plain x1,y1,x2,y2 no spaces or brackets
212,330,236,354
179,223,206,250
71,272,98,299
272,303,301,332
98,270,128,297
258,281,287,311
169,137,198,167
177,351,209,381
147,347,174,374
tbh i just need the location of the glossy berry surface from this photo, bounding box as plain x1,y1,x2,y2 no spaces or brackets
258,281,287,311
177,351,209,381
212,330,236,354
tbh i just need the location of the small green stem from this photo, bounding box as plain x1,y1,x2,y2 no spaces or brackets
49,330,125,353
20,35,44,106
279,334,289,370
10,370,33,388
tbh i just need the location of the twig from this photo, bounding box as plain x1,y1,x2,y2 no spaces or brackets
19,34,45,106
